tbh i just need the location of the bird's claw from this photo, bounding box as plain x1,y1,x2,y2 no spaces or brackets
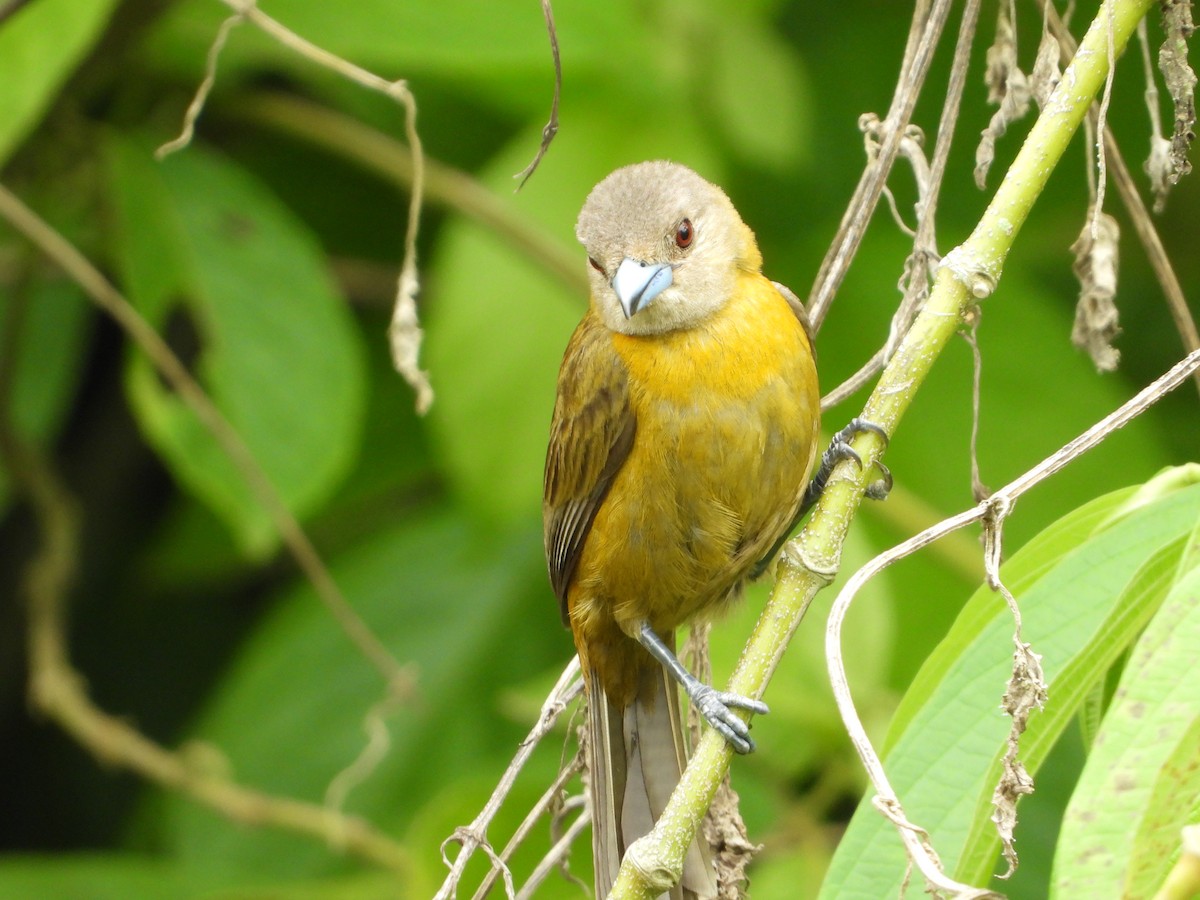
686,679,769,755
826,417,892,502
864,459,893,501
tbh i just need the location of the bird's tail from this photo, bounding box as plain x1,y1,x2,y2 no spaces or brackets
588,648,718,899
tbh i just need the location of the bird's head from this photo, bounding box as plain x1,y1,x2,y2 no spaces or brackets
575,161,761,336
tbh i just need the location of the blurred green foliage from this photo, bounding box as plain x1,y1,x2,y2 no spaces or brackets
1,1,1197,898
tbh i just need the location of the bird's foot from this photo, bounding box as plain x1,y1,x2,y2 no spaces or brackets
683,676,769,755
805,417,893,508
636,622,768,753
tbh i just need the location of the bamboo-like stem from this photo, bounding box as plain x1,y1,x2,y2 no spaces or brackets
610,0,1156,896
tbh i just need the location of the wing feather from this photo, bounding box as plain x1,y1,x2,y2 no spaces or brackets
543,312,636,624
771,280,815,349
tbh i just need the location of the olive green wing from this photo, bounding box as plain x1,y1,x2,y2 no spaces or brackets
543,313,637,624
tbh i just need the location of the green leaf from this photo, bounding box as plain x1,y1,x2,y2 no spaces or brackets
0,0,119,166
1052,563,1200,898
0,854,198,899
1094,463,1200,534
158,509,557,882
819,478,1200,899
881,485,1138,756
955,535,1188,885
422,110,721,524
104,135,367,555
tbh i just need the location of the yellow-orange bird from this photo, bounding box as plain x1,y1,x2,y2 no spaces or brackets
543,161,821,898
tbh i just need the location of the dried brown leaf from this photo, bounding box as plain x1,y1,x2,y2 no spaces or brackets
991,637,1046,878
1031,28,1063,109
1159,0,1198,183
976,6,1032,188
702,777,761,900
1070,209,1123,371
1146,133,1177,211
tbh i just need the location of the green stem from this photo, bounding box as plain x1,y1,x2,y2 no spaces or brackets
611,0,1156,896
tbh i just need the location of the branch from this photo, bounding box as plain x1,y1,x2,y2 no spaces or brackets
821,0,983,409
513,0,561,190
609,1,1157,896
828,347,1200,894
435,658,584,900
806,0,955,332
227,92,583,294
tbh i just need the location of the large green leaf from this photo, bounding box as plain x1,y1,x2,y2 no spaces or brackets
819,477,1200,898
1052,560,1200,897
881,485,1139,757
954,537,1188,885
0,0,119,166
104,135,367,555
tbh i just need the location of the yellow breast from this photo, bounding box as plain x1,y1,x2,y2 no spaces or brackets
570,271,820,641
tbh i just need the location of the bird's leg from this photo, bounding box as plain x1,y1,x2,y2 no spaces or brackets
802,417,893,511
636,622,768,754
749,418,893,581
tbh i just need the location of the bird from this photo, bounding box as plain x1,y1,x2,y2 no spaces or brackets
543,160,822,899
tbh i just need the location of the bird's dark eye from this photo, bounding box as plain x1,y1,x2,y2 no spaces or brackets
675,219,693,250
588,256,604,274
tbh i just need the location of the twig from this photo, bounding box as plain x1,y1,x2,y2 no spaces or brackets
981,495,1045,880
964,312,990,502
325,683,417,834
229,92,583,294
1138,17,1177,212
162,0,433,411
470,753,585,900
1091,0,1118,237
513,0,562,190
892,0,983,369
0,183,412,696
435,658,584,900
822,0,979,408
155,10,245,159
806,0,956,332
514,810,590,900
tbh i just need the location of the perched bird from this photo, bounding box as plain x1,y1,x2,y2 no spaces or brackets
543,161,822,898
